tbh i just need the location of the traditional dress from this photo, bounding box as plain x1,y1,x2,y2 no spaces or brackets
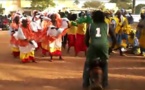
30,16,42,50
14,21,37,63
40,17,52,55
67,21,77,48
47,26,64,56
48,18,69,57
9,22,20,58
112,16,124,49
75,16,87,55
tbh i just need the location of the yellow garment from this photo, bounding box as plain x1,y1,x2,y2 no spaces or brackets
49,47,61,53
20,51,34,60
105,18,111,24
11,47,19,52
67,22,77,35
134,48,141,55
77,23,87,35
121,17,131,34
121,39,127,48
113,16,122,34
141,9,145,14
105,18,113,47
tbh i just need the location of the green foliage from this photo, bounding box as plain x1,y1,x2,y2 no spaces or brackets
110,0,131,3
31,0,55,10
109,0,131,9
135,4,145,14
0,4,4,14
74,0,80,5
83,1,104,9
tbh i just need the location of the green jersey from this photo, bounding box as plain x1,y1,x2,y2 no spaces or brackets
89,22,109,46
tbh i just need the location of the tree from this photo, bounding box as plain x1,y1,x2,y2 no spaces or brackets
109,0,131,9
31,0,55,10
82,1,104,9
135,4,145,14
74,0,79,5
0,4,4,14
110,0,131,3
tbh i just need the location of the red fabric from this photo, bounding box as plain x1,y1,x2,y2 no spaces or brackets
18,25,35,47
68,34,76,47
10,22,19,45
42,48,48,55
12,51,20,58
22,59,29,63
75,34,87,54
29,56,35,61
49,50,61,56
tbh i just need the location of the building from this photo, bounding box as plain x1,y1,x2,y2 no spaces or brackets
53,0,79,10
2,0,79,15
104,3,118,12
1,0,31,15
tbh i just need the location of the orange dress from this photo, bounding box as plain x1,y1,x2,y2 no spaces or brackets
10,22,20,57
10,22,19,45
18,25,34,47
17,24,36,62
48,18,68,56
40,20,52,55
30,20,42,50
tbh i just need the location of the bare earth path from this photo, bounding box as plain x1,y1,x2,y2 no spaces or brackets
0,31,145,90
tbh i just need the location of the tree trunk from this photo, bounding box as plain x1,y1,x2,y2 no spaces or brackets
132,0,136,14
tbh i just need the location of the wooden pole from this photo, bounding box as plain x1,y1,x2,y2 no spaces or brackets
132,0,136,14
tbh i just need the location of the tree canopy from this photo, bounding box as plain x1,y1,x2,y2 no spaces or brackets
82,0,104,9
74,0,80,5
109,0,132,9
110,0,131,3
31,0,55,10
135,4,145,14
0,4,4,14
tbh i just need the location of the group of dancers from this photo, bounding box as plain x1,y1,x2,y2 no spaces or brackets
8,8,145,63
9,10,71,63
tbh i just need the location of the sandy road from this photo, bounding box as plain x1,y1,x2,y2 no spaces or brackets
0,31,145,90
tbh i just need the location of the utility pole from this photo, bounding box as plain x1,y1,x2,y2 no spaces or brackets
132,0,136,14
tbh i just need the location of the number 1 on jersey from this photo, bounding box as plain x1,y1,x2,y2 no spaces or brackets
96,28,101,37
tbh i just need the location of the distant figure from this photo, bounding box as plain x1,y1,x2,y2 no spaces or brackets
126,13,134,24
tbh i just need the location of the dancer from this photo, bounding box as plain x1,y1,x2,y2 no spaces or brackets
67,14,77,53
75,12,87,56
9,15,20,58
14,17,37,63
30,10,42,50
48,13,69,61
40,16,52,56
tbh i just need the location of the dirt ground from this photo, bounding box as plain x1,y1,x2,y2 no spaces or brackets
0,31,145,90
